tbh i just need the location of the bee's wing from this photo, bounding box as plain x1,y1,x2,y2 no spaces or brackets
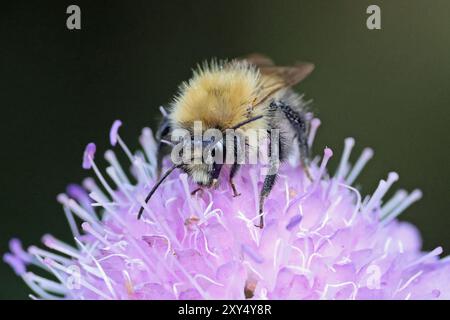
258,63,315,87
235,54,314,107
253,63,314,107
242,53,275,67
239,54,314,106
241,53,314,85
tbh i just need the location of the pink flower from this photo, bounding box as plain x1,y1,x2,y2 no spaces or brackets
4,119,450,299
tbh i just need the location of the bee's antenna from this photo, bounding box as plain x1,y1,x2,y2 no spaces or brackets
160,139,175,147
159,105,168,117
231,115,264,130
137,163,181,219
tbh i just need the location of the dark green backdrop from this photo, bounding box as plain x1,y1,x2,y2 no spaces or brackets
1,1,449,299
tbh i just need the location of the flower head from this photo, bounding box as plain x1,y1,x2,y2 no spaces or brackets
4,119,450,299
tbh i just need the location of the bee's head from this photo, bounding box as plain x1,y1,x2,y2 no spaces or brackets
178,137,224,188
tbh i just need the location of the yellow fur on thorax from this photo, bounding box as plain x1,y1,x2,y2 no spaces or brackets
170,62,269,131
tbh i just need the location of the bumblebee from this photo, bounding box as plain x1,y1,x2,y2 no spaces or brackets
138,54,314,228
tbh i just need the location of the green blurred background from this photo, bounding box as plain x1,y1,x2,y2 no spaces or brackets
0,0,449,299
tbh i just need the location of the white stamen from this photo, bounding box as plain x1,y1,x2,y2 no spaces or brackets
104,150,131,185
346,148,374,185
25,272,67,294
83,177,109,204
202,201,214,219
133,156,152,186
139,127,158,169
131,235,178,281
194,274,224,287
315,196,342,233
273,238,282,268
339,183,362,225
75,237,118,299
91,201,120,207
123,270,134,295
180,173,202,214
117,135,135,163
236,211,261,246
330,138,355,197
81,222,109,246
398,240,405,253
384,238,392,255
106,166,134,203
395,270,423,294
199,229,219,258
306,252,324,270
381,189,422,225
68,198,102,229
290,245,306,268
242,261,264,280
79,261,106,279
62,205,81,242
33,255,67,287
314,147,333,189
258,288,269,300
284,180,290,211
28,246,72,265
335,138,355,181
42,235,85,261
321,281,358,300
89,192,127,226
285,265,312,277
380,189,408,218
146,234,172,258
406,247,443,268
286,149,333,215
308,118,321,147
363,172,399,215
87,156,122,204
22,273,60,299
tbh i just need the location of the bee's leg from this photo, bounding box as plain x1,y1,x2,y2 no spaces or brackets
255,125,280,228
229,163,241,197
256,173,277,229
191,187,203,196
273,101,313,181
227,134,242,197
